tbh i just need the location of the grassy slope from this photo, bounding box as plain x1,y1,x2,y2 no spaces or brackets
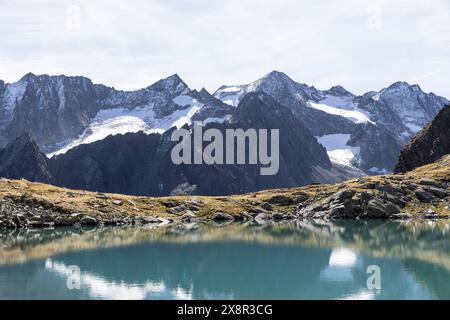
0,156,449,220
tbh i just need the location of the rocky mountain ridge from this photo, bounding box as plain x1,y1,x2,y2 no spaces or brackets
1,71,447,174
214,71,448,173
395,104,450,173
0,73,232,154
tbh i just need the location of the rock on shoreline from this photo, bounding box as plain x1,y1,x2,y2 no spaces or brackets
1,156,450,230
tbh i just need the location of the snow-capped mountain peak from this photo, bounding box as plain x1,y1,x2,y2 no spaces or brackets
362,81,449,138
0,73,234,156
150,73,190,96
324,85,355,97
0,71,448,176
213,71,448,174
260,70,292,83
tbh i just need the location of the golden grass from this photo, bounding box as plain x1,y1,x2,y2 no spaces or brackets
1,155,449,219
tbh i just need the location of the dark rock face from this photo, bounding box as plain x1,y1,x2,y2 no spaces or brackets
2,74,111,151
0,134,52,183
49,92,336,196
395,105,450,173
347,123,404,172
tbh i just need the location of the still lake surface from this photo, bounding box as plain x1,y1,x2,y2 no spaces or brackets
0,220,449,300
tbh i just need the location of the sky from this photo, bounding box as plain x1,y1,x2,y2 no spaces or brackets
0,0,449,97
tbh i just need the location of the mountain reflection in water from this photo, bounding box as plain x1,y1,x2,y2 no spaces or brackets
0,220,449,300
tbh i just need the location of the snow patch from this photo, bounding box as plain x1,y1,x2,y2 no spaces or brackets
317,134,360,168
173,95,194,107
405,122,423,134
171,104,202,129
48,98,204,156
368,167,390,175
202,114,232,126
48,116,153,157
2,81,28,112
309,101,373,124
57,78,66,110
214,87,244,107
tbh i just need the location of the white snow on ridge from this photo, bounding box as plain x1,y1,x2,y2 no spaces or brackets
219,86,242,93
49,96,204,157
171,104,202,129
317,134,360,168
202,114,232,126
214,86,249,107
2,81,28,113
309,100,373,124
47,95,231,157
48,116,154,157
320,94,354,110
216,91,242,107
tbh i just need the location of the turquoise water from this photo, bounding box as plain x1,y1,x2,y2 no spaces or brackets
0,220,449,300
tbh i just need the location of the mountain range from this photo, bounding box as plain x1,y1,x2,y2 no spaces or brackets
0,71,448,196
0,92,364,196
214,71,448,172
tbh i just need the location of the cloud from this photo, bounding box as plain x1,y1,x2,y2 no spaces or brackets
0,0,449,97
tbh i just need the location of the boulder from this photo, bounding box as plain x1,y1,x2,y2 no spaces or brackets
419,178,441,187
407,183,418,191
255,212,272,223
210,212,234,221
365,199,400,218
415,189,435,203
80,216,97,225
267,195,293,206
429,187,447,198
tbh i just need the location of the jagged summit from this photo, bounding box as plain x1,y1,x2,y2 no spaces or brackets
150,73,189,95
19,72,37,81
325,85,354,97
18,72,94,85
214,71,448,174
260,70,292,82
378,81,428,98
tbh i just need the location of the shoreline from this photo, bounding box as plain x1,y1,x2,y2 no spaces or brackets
1,156,449,230
0,193,449,231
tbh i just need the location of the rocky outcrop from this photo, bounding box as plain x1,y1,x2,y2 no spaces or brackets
297,172,449,220
1,155,450,229
348,122,404,172
395,104,450,173
0,134,52,183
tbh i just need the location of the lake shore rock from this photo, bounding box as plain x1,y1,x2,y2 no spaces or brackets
1,155,450,229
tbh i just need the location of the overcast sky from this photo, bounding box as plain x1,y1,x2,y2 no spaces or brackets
0,0,449,97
